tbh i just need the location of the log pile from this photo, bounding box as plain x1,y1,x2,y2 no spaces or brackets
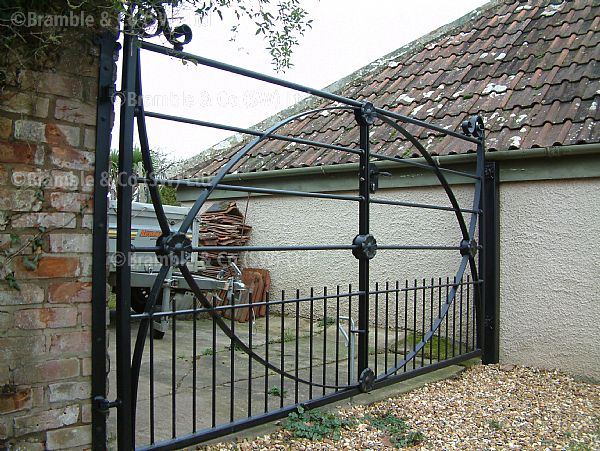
199,201,251,278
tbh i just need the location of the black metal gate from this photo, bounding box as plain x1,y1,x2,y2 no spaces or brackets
91,26,499,450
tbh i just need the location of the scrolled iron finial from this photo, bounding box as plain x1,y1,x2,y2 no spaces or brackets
130,4,192,50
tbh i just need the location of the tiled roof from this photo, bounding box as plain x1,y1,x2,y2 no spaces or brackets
183,0,600,178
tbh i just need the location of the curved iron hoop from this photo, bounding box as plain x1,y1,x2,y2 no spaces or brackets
176,105,356,234
373,115,482,380
180,265,357,390
130,264,170,429
377,116,471,240
130,105,362,425
135,50,171,235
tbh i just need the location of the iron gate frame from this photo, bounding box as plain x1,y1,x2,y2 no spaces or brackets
91,24,500,451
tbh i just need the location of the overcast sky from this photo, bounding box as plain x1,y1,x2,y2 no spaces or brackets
113,0,489,161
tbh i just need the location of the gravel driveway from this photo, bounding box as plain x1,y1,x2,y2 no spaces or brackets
200,364,600,450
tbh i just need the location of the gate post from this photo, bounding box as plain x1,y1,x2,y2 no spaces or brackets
91,31,117,451
481,161,500,364
115,33,139,450
354,103,375,385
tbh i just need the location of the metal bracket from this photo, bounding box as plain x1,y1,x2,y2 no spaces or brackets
93,396,122,414
99,85,116,102
484,163,496,180
352,234,377,260
459,239,478,257
368,164,391,193
359,368,375,393
461,115,485,138
354,102,377,126
155,232,192,267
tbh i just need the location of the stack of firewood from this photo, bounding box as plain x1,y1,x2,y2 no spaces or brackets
199,201,251,277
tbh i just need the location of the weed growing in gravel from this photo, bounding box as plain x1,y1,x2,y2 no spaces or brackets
365,414,425,448
567,443,592,451
284,406,355,441
269,330,296,344
201,347,215,356
225,341,244,352
267,386,287,398
488,419,503,430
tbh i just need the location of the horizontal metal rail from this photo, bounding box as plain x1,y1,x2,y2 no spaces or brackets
131,244,468,253
192,245,355,252
135,348,481,451
371,151,481,180
135,385,363,451
370,197,479,214
144,110,363,156
373,350,482,389
367,280,483,296
130,289,366,320
131,245,357,253
377,245,463,251
135,177,363,202
141,41,481,145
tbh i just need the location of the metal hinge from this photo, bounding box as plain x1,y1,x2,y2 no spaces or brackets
484,163,496,180
99,85,116,102
93,396,122,413
368,164,391,193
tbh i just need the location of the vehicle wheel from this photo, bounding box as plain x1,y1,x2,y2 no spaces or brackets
130,287,163,314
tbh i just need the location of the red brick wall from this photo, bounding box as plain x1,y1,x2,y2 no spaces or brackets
0,39,100,449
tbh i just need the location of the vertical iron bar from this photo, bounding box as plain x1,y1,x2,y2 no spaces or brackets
481,160,500,363
445,277,450,360
149,318,155,444
115,32,137,451
429,277,434,365
335,285,340,392
348,284,352,385
394,281,399,369
172,311,176,438
357,117,370,379
322,286,328,396
264,292,270,413
309,287,314,399
452,276,457,358
437,277,442,360
459,279,464,355
421,278,425,367
248,307,253,417
192,299,197,431
472,275,476,351
412,279,417,370
211,315,216,428
91,31,115,451
280,290,285,409
385,281,389,372
294,289,300,404
374,282,379,375
466,276,470,353
229,298,235,423
403,280,408,372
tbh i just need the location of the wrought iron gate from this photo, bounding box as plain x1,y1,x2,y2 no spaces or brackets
91,26,499,450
